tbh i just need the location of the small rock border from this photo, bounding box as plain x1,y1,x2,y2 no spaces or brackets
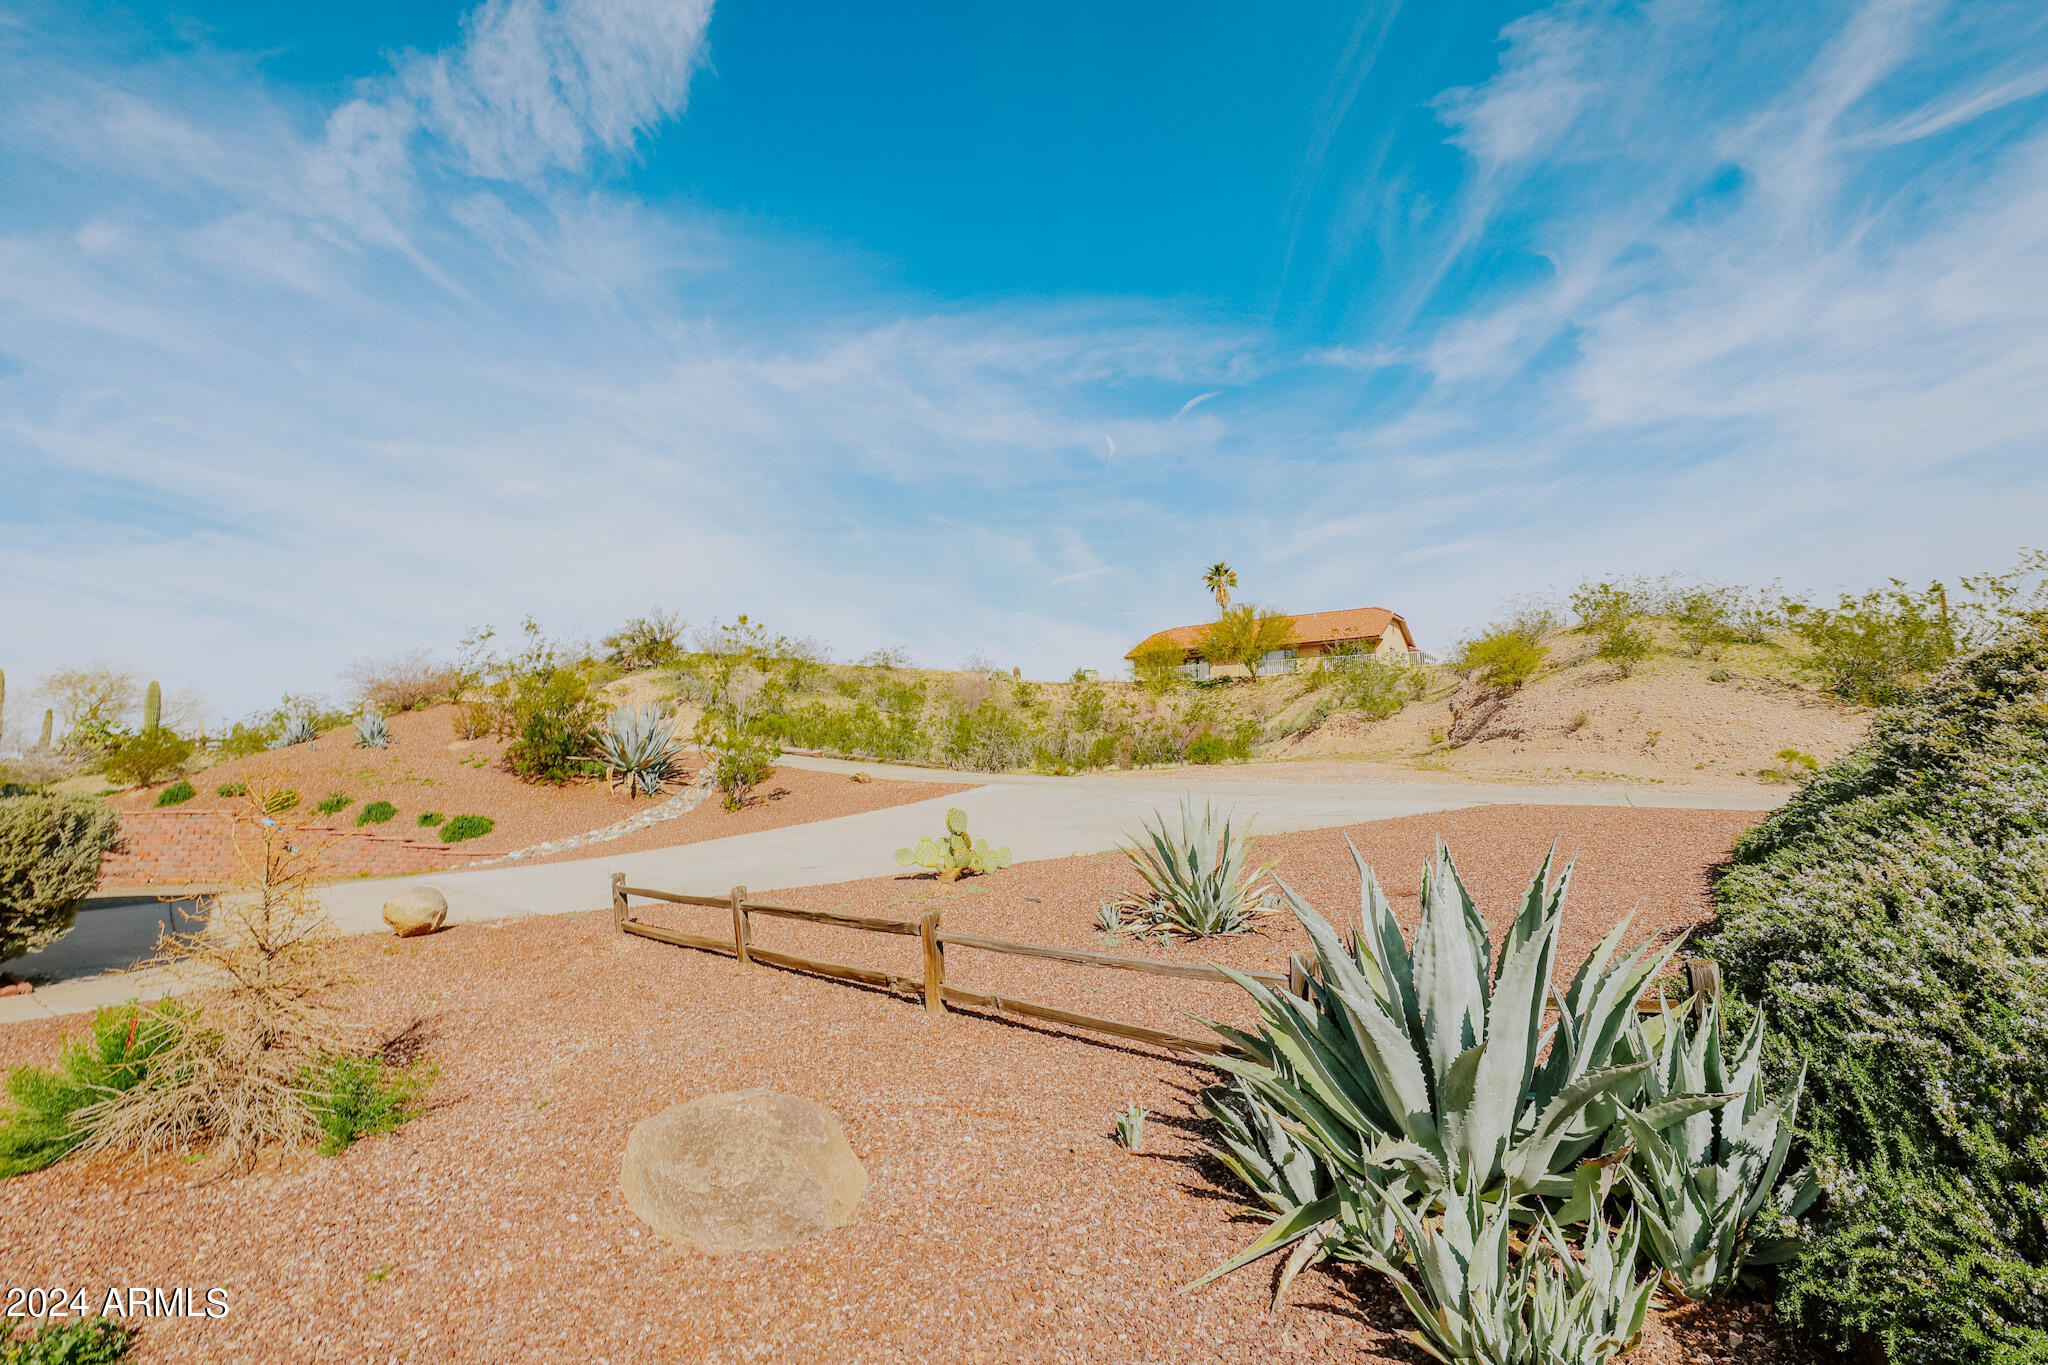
465,773,717,867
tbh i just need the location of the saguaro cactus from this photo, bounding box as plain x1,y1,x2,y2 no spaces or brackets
143,680,162,734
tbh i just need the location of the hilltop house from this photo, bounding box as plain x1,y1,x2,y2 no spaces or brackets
1124,606,1420,681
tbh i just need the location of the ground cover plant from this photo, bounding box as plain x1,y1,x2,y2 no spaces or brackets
0,1006,177,1176
153,778,194,807
0,1317,132,1365
437,814,493,844
1711,615,2048,1362
354,801,396,826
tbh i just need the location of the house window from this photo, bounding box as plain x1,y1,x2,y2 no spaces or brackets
1259,648,1298,674
1180,658,1211,681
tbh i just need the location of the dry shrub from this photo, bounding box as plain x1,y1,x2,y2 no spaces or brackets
345,648,458,713
73,779,356,1169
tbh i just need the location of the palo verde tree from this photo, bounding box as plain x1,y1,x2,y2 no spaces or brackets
1199,604,1296,680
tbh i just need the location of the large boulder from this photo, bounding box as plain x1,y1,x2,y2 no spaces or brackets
380,885,447,937
621,1090,867,1253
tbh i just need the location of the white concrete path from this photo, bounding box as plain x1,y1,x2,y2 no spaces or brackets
0,760,1780,1022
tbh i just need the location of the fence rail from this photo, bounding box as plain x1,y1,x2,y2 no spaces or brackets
612,878,1720,1059
612,877,1298,1056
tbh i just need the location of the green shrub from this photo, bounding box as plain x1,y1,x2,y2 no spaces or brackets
99,728,194,786
0,1006,176,1177
153,779,194,808
314,791,352,816
0,795,121,960
1453,629,1546,691
1319,649,1410,720
215,780,247,798
415,811,443,828
1,1316,132,1365
1572,579,1658,677
305,1055,436,1156
355,801,397,827
1782,579,1963,705
1711,618,2048,1362
264,789,299,813
1184,731,1233,764
438,814,493,844
505,667,603,785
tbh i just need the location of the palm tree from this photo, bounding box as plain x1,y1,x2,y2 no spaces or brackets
1203,562,1239,612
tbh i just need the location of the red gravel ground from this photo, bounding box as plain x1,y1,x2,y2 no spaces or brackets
108,703,961,862
0,805,1804,1364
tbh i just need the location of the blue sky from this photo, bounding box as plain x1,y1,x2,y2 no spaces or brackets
3,0,2046,723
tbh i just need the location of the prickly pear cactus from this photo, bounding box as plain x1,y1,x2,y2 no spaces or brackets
895,809,1012,880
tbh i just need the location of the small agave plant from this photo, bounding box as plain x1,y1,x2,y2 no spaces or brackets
272,714,318,748
1115,800,1276,938
1371,1191,1656,1365
895,808,1012,881
353,711,391,749
595,704,678,798
1617,995,1816,1302
1196,841,1723,1284
1113,1102,1147,1152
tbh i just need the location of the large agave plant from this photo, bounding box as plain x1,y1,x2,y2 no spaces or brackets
272,714,317,748
1618,996,1815,1302
595,704,678,797
1198,842,1722,1282
1372,1191,1655,1365
353,711,391,749
1112,800,1277,938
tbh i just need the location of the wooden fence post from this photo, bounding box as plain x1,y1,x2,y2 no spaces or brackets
612,873,628,932
920,910,946,1016
1683,959,1721,1016
731,885,752,970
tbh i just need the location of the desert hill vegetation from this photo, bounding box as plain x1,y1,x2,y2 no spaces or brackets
3,555,2043,816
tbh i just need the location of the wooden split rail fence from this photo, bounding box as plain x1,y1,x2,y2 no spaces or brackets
612,876,1724,1059
611,875,1316,1056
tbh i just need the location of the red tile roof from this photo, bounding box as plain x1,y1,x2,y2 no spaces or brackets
1125,606,1416,659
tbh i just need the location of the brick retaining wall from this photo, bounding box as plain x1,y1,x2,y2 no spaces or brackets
101,809,503,886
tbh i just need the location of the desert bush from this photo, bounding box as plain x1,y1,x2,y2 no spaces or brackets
857,646,911,670
1130,640,1188,697
415,811,443,827
1198,603,1296,679
100,728,193,786
945,701,1032,772
1452,629,1545,691
354,801,396,826
307,1054,436,1156
265,789,299,812
691,617,788,811
0,1005,177,1177
1,1315,132,1364
450,700,494,741
1104,801,1274,938
1782,579,1962,705
345,649,457,714
0,795,121,960
70,793,356,1169
0,749,81,794
153,779,194,807
1711,618,2048,1362
601,609,687,671
505,667,602,785
438,814,493,844
215,781,247,798
1318,648,1409,720
314,792,352,816
1572,578,1657,677
1666,582,1736,657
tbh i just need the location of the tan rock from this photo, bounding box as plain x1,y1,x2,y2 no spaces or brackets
621,1090,867,1253
381,885,448,937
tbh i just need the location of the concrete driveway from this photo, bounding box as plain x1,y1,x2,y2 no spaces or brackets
0,758,1781,1021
